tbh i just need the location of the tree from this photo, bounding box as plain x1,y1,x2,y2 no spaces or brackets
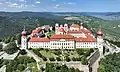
0,44,3,51
16,34,21,44
3,42,19,54
19,49,27,55
17,64,25,71
81,56,88,65
65,56,71,62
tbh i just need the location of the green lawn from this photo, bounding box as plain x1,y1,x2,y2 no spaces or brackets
27,62,40,72
40,50,58,58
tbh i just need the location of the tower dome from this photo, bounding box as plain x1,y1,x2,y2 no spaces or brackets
55,23,59,27
64,23,68,27
59,28,64,32
80,23,83,26
97,28,103,36
22,26,27,36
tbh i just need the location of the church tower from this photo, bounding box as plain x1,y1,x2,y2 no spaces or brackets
55,23,59,34
97,27,104,56
64,23,68,34
21,26,27,49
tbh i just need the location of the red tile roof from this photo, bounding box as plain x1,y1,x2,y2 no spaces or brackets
68,30,82,34
50,39,74,41
70,24,80,28
32,28,42,34
50,34,74,39
75,34,96,42
29,37,50,42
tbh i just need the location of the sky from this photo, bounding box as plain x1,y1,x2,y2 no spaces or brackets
0,0,120,12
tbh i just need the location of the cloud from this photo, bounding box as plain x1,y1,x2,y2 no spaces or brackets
19,0,25,2
32,4,36,7
35,1,40,4
67,2,76,5
56,4,60,7
10,3,18,6
53,0,56,1
0,2,2,4
8,3,27,8
53,4,60,9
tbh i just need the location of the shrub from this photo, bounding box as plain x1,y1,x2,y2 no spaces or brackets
19,49,27,55
65,56,71,62
32,49,42,57
49,57,55,61
76,57,81,61
81,56,88,65
90,49,94,53
45,49,49,52
42,56,47,61
76,49,84,55
41,67,45,71
56,57,61,61
72,57,76,61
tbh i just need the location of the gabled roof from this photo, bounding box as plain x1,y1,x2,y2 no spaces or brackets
75,34,96,42
50,34,74,39
29,37,50,42
70,24,80,28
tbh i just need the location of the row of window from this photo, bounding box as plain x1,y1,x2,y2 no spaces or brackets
77,45,97,48
51,43,73,45
30,45,49,48
76,42,97,45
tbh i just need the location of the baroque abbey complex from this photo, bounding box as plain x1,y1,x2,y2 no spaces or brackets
21,23,103,52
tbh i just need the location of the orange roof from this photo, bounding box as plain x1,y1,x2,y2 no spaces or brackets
70,24,80,28
75,34,96,42
81,29,91,34
32,27,42,34
29,37,50,42
68,30,82,34
50,39,74,41
50,34,74,39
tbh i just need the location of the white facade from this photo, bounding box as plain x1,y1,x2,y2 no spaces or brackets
50,39,74,49
28,42,50,48
76,42,98,48
21,36,27,49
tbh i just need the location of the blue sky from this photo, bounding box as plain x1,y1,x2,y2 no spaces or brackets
0,0,120,12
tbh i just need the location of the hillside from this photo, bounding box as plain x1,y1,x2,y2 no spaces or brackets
0,12,119,41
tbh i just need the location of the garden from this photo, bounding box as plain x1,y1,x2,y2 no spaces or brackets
32,48,95,65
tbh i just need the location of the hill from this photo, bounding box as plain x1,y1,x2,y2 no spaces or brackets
0,12,119,41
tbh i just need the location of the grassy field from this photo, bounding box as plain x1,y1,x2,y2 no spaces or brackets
64,16,120,41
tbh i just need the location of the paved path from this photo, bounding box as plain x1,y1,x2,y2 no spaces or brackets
91,57,100,72
0,65,6,72
25,49,42,71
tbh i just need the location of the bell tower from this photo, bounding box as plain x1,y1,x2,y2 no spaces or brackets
21,26,27,49
97,27,104,56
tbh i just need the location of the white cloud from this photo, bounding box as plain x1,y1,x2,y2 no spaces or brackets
10,3,18,6
52,0,56,1
5,1,12,4
32,4,36,7
56,4,60,7
36,1,40,4
8,3,27,8
53,4,60,9
67,2,76,5
0,2,2,4
19,0,25,2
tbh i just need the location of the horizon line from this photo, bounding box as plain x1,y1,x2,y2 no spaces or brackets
0,11,120,13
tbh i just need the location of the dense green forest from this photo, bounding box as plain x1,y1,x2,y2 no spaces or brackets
99,53,120,72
